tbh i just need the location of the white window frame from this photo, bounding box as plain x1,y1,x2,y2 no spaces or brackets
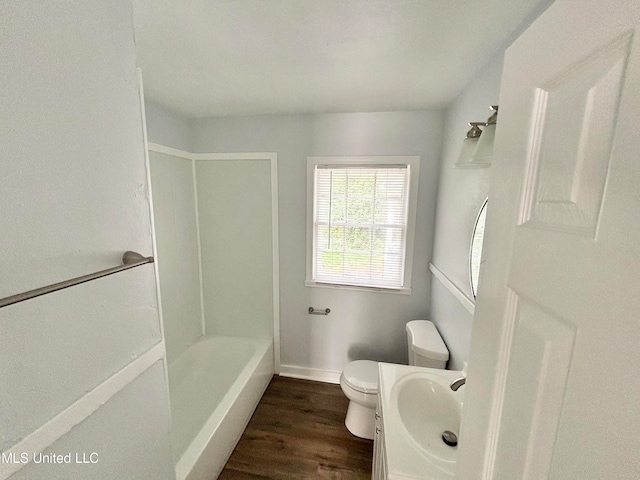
305,156,420,294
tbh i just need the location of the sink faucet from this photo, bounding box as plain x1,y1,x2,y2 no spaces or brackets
450,377,466,391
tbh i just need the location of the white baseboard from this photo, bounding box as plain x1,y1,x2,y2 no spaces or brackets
279,365,341,384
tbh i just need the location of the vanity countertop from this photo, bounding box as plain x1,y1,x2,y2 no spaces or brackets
377,363,465,479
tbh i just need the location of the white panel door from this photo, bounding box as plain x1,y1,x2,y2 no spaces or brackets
458,1,640,479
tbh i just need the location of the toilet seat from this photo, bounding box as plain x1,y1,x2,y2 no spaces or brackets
341,360,378,394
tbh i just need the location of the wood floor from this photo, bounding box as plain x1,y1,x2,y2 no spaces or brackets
219,376,373,480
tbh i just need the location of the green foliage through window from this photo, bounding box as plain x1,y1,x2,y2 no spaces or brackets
312,164,409,289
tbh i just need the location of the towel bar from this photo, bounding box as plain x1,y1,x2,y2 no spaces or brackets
0,251,154,309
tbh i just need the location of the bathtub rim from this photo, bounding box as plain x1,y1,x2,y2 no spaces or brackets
173,336,273,480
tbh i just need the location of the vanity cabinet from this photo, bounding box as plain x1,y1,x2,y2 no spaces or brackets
372,392,388,479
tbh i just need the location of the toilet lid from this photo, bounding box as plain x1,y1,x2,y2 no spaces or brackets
342,360,379,394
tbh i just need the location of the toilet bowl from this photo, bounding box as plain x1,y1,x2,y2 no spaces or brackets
339,320,449,440
340,360,379,439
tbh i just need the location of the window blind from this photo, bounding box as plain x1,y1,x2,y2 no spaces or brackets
312,164,410,289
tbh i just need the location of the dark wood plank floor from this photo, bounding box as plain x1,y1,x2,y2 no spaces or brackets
219,376,373,480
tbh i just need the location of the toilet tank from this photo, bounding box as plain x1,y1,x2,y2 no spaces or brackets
406,320,449,368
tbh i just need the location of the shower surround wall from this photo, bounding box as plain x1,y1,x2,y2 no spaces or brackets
145,102,277,347
148,152,203,363
147,149,276,347
196,160,274,340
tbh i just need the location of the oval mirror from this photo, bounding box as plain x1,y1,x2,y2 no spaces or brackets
470,199,488,299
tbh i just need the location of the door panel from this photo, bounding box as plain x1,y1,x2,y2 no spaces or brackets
458,1,640,479
495,291,576,478
520,33,631,236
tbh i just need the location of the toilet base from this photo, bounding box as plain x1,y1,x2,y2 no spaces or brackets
344,400,376,440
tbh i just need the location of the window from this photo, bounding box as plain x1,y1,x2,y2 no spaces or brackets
306,156,420,293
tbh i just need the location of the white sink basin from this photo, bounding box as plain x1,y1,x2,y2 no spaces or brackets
393,373,462,464
378,364,465,479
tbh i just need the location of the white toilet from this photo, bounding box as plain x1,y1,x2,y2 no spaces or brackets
339,320,449,440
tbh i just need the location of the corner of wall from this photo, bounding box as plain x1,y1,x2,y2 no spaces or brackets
144,99,194,153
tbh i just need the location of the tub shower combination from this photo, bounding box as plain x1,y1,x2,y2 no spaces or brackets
170,336,273,480
148,146,278,479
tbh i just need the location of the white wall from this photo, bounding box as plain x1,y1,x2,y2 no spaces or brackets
191,111,444,374
149,151,203,363
0,2,174,478
429,54,504,370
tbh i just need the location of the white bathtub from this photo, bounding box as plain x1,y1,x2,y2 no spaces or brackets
168,335,273,480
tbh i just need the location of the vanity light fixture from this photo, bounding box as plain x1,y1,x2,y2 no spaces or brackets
454,105,499,169
472,105,498,166
454,122,484,168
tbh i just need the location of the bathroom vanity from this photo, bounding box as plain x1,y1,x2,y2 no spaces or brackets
373,364,465,479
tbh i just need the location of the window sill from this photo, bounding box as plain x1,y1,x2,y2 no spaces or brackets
304,280,412,295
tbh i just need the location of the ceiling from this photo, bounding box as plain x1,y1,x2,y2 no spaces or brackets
133,0,551,118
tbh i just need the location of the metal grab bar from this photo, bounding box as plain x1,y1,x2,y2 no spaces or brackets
308,307,330,315
0,251,154,309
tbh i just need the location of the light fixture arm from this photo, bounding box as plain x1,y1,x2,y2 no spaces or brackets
464,105,499,139
484,105,499,125
465,122,484,139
